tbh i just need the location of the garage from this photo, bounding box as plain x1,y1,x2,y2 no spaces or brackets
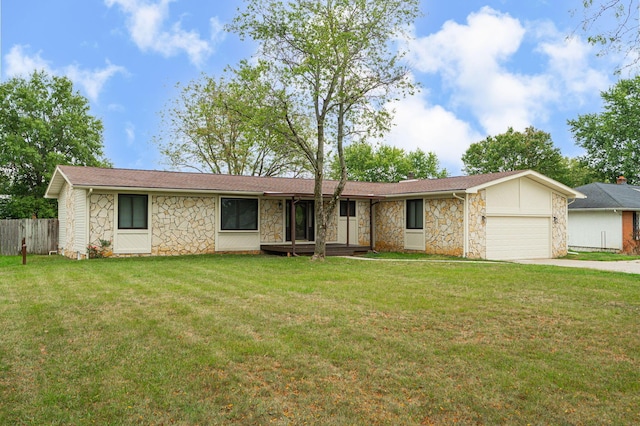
486,216,551,260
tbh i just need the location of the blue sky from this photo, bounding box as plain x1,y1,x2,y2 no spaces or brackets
1,0,622,175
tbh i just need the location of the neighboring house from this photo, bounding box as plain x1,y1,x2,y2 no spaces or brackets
568,177,640,254
44,166,584,261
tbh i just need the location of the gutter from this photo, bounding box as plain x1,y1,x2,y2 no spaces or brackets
383,190,469,200
71,185,264,197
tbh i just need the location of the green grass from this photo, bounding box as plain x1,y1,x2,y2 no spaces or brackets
1,254,639,424
362,251,474,261
563,251,640,261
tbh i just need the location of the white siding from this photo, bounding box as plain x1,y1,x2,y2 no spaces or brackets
337,217,357,244
73,189,87,253
486,217,551,260
58,186,66,250
217,232,260,251
405,230,425,251
486,178,552,216
568,210,622,250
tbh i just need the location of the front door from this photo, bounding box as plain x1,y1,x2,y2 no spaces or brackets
286,200,315,241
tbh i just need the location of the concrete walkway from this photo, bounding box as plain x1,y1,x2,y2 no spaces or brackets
514,258,640,275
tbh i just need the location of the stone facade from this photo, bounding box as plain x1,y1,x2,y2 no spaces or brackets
424,198,464,256
88,194,114,248
326,205,338,242
357,200,370,246
374,200,404,251
260,199,284,243
467,191,486,259
151,195,216,256
551,193,568,258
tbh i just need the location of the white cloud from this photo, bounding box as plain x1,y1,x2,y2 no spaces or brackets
125,122,136,144
387,6,612,172
210,16,226,45
65,61,128,102
385,93,483,174
537,34,610,104
5,45,52,76
406,7,558,135
105,0,222,66
4,45,127,103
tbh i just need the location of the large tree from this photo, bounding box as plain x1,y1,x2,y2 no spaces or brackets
462,127,568,182
569,76,640,185
155,68,308,177
577,0,640,70
329,141,448,182
0,71,110,218
230,0,420,259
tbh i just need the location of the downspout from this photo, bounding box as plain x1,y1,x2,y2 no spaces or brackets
452,193,467,258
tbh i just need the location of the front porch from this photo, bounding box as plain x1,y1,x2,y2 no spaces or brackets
261,243,370,257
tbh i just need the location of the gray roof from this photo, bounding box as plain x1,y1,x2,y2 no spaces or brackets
570,182,640,210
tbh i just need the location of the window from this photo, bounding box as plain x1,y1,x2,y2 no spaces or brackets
221,198,258,230
118,194,148,229
634,212,640,240
406,199,423,229
340,200,356,217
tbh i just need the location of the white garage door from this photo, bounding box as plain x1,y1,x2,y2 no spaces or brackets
486,217,551,260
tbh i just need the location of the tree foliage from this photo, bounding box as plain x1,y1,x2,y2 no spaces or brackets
0,71,110,218
577,0,640,70
462,127,569,181
569,76,640,185
230,0,420,259
329,141,447,182
558,157,603,188
155,68,308,177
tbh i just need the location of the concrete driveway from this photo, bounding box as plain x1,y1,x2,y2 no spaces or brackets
514,259,640,275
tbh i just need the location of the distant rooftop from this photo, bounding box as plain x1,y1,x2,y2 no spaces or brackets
570,182,640,210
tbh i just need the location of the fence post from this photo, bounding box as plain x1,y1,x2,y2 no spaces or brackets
22,237,27,265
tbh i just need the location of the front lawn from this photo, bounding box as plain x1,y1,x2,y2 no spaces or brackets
1,254,638,424
563,251,640,261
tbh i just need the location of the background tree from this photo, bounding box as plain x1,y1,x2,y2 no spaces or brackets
569,76,640,185
576,0,640,70
0,71,110,218
230,0,420,259
462,126,569,182
155,68,308,177
557,157,602,187
328,141,447,182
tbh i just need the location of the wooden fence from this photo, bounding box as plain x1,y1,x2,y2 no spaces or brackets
0,219,59,255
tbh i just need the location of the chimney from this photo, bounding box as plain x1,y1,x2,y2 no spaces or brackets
617,176,627,185
406,172,415,180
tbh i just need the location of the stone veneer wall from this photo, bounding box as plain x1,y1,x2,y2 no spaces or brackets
151,195,216,255
552,193,568,258
261,199,284,243
424,198,464,256
467,191,486,259
374,200,404,251
326,205,338,242
357,200,370,246
88,194,114,247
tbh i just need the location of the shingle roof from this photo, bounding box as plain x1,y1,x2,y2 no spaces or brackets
569,182,640,210
45,166,580,199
